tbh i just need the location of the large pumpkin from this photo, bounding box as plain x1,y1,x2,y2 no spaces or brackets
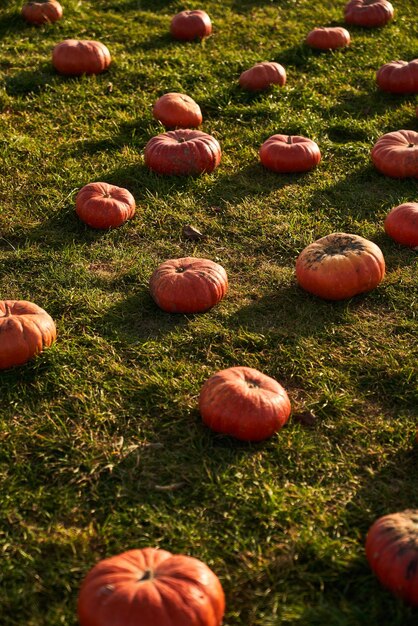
305,27,350,50
376,59,418,94
77,547,225,626
384,202,418,248
0,300,56,370
199,366,291,441
21,0,63,24
366,510,418,606
296,233,385,300
260,134,321,173
52,39,111,76
152,93,202,129
239,62,286,92
144,129,221,176
75,182,136,229
150,257,228,314
371,130,418,178
344,0,394,27
170,10,212,41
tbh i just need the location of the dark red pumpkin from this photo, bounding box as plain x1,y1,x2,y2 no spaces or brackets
52,39,111,76
260,134,321,173
78,547,225,626
144,129,221,176
75,182,136,229
376,59,418,94
170,10,212,41
296,233,385,300
21,0,63,24
150,257,228,314
0,300,56,369
344,0,394,27
239,62,286,92
152,93,202,129
384,202,418,248
199,366,291,441
371,130,418,178
366,510,418,606
306,27,350,50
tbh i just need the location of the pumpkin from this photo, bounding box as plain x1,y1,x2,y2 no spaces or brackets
259,134,321,173
384,202,418,248
296,233,385,300
366,510,418,606
75,182,136,229
150,257,228,314
199,366,291,442
305,27,350,50
344,0,394,27
0,300,56,370
21,0,63,24
144,129,221,176
239,62,286,92
77,547,225,626
152,93,202,129
170,10,212,41
52,39,111,76
376,59,418,94
371,130,418,178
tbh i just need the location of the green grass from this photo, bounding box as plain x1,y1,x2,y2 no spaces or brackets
0,0,417,624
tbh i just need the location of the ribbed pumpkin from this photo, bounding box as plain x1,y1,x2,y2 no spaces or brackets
384,202,418,248
170,10,212,41
0,300,56,369
344,0,394,27
75,182,136,229
78,547,225,626
21,0,63,24
306,27,350,50
144,130,221,176
152,93,202,129
371,130,418,178
52,39,111,76
376,59,418,94
260,134,321,173
366,510,418,606
150,257,228,314
239,62,286,92
296,233,385,300
199,366,291,441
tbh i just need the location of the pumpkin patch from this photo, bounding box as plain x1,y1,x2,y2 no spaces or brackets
21,0,63,24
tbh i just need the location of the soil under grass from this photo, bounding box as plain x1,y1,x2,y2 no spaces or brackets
0,1,417,624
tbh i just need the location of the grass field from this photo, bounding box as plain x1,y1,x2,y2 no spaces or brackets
0,0,417,624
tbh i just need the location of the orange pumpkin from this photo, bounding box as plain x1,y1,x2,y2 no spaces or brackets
344,0,394,27
306,27,350,50
150,257,228,313
384,202,418,248
21,0,63,25
52,39,111,76
170,10,212,41
239,62,286,92
0,301,56,369
152,93,202,129
78,547,225,626
199,366,291,441
371,130,418,178
75,182,136,229
260,134,321,173
296,233,385,300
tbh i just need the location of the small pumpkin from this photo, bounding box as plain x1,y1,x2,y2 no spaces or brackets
384,202,418,248
150,257,228,314
152,93,202,129
78,547,225,626
344,0,394,27
376,59,418,94
306,27,350,50
144,129,221,176
239,62,286,92
260,134,321,173
75,182,136,229
52,39,111,76
296,233,385,300
170,10,212,41
366,510,418,606
0,300,56,370
199,366,291,441
21,0,63,24
371,130,418,178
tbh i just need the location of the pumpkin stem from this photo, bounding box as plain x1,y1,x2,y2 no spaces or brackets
408,143,415,148
177,137,186,143
139,568,153,582
176,266,185,273
3,303,11,318
287,136,292,145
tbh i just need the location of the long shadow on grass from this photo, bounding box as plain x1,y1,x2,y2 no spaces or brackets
0,12,29,37
326,88,414,119
5,67,57,96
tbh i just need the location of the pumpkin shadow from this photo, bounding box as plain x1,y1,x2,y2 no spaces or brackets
5,67,56,96
99,0,174,11
327,88,415,119
0,12,29,37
